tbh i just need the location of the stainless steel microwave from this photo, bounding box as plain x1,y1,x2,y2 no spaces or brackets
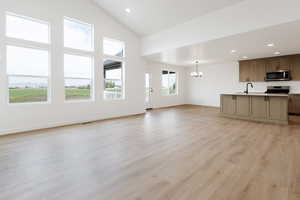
265,71,291,81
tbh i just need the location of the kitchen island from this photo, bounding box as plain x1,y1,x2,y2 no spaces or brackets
220,93,289,125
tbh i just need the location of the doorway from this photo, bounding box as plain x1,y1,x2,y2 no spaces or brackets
145,73,153,110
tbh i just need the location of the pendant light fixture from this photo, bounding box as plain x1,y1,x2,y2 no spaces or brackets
190,61,203,78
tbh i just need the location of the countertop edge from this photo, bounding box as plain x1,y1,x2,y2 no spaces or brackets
221,93,289,97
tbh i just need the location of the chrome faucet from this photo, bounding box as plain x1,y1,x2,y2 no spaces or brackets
244,82,253,94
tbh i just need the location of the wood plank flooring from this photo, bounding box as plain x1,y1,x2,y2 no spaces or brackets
0,105,300,200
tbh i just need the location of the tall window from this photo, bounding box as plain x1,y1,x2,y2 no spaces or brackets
103,38,125,100
161,70,177,95
5,13,50,104
64,17,94,101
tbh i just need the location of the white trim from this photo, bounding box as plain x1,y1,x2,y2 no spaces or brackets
5,38,51,51
0,11,6,106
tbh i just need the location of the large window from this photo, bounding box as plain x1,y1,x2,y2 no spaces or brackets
64,17,94,101
161,70,177,95
64,18,93,51
6,13,50,104
103,38,125,100
64,54,93,100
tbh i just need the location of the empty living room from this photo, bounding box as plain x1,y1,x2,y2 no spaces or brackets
1,0,300,199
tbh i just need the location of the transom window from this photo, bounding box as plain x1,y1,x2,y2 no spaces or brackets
6,13,50,44
5,13,50,104
103,38,125,57
161,70,177,95
103,38,125,100
64,18,94,51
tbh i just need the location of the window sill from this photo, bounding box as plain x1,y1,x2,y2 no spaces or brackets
8,101,51,106
64,99,95,104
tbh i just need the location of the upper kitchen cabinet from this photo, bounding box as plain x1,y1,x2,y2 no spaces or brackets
254,59,266,82
290,54,300,80
239,54,300,82
239,59,265,82
239,60,252,82
265,57,280,72
279,56,291,71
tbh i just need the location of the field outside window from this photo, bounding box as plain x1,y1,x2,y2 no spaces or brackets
64,54,93,101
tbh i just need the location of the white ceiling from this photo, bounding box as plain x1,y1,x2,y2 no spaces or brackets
144,20,300,66
93,0,245,36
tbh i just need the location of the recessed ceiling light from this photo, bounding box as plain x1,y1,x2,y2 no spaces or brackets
231,50,237,53
125,8,131,13
242,56,248,59
267,43,275,47
274,51,281,55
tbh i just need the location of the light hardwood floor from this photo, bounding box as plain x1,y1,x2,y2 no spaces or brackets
0,105,300,200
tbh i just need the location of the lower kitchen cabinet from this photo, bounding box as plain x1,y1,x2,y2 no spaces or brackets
251,96,268,119
221,95,236,115
289,94,300,115
269,97,288,121
236,96,250,117
221,95,289,125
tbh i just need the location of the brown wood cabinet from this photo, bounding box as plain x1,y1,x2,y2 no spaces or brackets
251,96,268,119
269,97,288,121
289,94,300,115
290,55,300,80
239,54,300,82
221,94,289,125
236,96,250,117
254,59,266,82
221,95,236,115
265,57,280,72
239,60,252,82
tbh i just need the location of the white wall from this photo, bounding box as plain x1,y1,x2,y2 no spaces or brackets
0,0,146,135
145,62,186,108
186,62,300,107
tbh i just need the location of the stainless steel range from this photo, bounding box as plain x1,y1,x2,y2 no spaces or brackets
265,86,290,94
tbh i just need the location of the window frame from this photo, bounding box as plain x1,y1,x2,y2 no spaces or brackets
63,17,95,103
161,69,178,96
5,12,52,105
103,37,126,101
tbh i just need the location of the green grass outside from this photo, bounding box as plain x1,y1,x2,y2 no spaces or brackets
9,88,91,103
65,88,90,100
9,88,47,103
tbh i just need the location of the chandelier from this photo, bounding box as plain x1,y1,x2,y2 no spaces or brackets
190,61,203,78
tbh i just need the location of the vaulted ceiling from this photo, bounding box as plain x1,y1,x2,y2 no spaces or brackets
94,0,300,66
93,0,245,36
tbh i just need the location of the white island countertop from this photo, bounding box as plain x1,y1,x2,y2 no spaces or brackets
221,92,289,97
